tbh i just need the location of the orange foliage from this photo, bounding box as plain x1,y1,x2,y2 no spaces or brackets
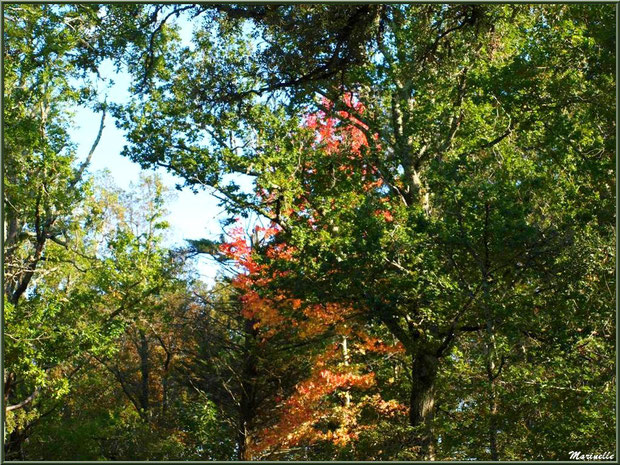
219,224,261,274
248,351,375,458
373,209,394,222
248,331,408,458
355,331,406,355
221,94,404,458
363,394,409,418
219,222,359,341
297,303,353,339
219,223,288,338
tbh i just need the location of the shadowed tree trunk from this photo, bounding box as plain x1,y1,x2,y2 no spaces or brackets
481,202,501,461
4,430,26,460
237,317,259,460
409,351,439,460
138,329,150,416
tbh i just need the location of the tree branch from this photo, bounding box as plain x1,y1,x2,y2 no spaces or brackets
71,102,106,188
6,387,40,412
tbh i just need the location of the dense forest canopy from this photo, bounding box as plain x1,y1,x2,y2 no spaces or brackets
2,2,616,461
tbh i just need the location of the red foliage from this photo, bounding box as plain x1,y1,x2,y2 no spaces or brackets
219,222,289,337
221,94,405,458
311,97,367,155
303,93,383,194
374,209,394,222
219,224,261,274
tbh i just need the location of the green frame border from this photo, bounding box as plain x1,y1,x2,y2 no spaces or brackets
0,1,617,463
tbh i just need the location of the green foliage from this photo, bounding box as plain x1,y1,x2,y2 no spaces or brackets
111,3,613,460
4,3,615,461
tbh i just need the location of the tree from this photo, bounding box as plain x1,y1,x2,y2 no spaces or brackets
3,5,107,455
4,3,615,460
1,6,205,456
114,3,614,460
10,174,235,461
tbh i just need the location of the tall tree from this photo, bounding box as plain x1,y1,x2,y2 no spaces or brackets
115,3,614,459
2,4,189,457
4,3,614,461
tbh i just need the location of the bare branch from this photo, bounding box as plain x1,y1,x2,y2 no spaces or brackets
71,103,106,188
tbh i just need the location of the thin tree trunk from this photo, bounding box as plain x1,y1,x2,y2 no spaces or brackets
4,371,15,407
138,330,150,415
342,335,351,408
161,344,171,416
481,202,500,461
162,377,168,416
484,296,500,461
487,385,499,461
9,238,45,305
238,318,259,460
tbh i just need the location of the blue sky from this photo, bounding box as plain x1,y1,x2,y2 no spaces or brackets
69,59,225,284
67,14,269,285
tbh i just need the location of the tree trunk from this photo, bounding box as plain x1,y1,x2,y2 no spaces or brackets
342,335,351,407
4,429,25,460
238,318,259,460
481,203,500,460
4,371,15,407
161,346,171,416
409,351,439,460
138,330,150,415
487,386,499,461
8,237,45,305
484,306,500,461
162,376,168,416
